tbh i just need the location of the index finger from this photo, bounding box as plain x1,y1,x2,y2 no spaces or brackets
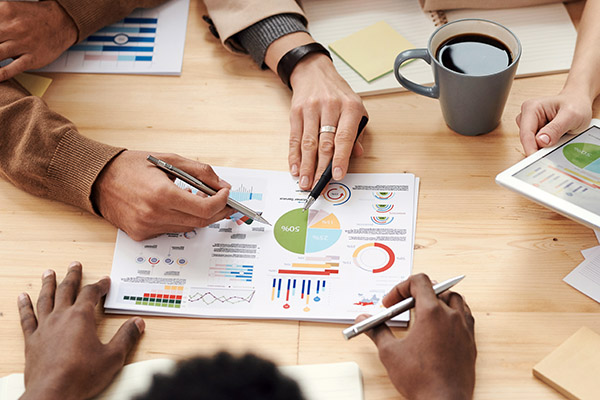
382,273,438,310
517,105,544,156
332,112,367,180
54,262,83,310
76,277,111,307
163,155,231,191
166,185,230,220
0,56,28,83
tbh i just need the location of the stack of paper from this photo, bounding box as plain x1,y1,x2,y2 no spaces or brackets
105,167,419,326
563,230,600,302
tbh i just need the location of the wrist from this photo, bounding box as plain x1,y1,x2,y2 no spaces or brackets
288,53,335,88
276,43,332,90
49,1,78,46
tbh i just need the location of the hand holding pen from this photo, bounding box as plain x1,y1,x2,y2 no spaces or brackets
93,151,234,241
355,274,476,400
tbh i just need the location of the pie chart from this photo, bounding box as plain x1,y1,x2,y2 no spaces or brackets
274,208,342,254
563,142,600,174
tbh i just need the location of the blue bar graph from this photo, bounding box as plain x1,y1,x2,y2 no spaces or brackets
87,36,155,43
123,17,158,24
72,45,154,52
209,264,253,282
99,27,156,34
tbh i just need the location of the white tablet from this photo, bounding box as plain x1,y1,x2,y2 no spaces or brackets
496,120,600,231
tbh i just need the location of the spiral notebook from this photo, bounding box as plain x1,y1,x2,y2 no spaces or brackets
302,0,577,96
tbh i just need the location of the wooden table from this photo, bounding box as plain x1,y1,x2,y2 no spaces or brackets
1,1,598,398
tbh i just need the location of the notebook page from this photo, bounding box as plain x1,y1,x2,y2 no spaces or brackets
280,362,364,400
445,3,577,77
302,0,436,96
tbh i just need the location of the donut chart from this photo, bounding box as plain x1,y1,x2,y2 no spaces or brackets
274,208,342,254
353,243,395,273
324,183,351,205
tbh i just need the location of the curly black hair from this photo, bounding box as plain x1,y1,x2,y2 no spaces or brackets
134,352,306,400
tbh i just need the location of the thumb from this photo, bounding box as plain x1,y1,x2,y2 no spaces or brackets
535,112,575,148
355,314,397,349
108,317,145,362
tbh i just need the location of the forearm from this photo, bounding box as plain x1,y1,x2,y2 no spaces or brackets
562,0,600,101
0,80,124,214
237,14,308,67
55,0,168,42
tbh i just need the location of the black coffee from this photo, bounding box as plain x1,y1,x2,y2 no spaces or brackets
436,34,512,75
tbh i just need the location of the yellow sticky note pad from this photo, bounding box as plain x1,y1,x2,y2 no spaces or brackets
329,21,414,82
14,72,53,97
533,327,600,400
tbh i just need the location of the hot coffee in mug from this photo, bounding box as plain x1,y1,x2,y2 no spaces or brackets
436,33,512,75
394,19,521,136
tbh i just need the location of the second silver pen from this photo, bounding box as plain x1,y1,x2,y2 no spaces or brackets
342,275,465,340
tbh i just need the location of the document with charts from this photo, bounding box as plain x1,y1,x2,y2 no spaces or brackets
35,0,189,75
105,167,419,326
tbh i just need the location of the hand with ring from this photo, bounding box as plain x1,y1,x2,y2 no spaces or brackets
263,32,369,191
288,54,368,190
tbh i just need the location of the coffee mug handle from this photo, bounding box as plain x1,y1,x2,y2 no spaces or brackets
394,49,439,99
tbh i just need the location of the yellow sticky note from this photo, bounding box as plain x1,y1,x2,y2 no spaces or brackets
14,72,53,97
329,21,414,82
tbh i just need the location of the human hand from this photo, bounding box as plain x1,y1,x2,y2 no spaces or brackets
0,1,77,82
92,150,234,241
516,90,593,156
288,54,368,190
357,274,476,400
18,262,145,400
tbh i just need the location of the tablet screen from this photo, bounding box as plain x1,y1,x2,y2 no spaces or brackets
512,125,600,215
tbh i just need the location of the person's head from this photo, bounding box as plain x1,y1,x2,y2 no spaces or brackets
134,352,305,400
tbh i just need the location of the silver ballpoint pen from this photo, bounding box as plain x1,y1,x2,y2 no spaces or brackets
342,275,465,340
147,155,271,226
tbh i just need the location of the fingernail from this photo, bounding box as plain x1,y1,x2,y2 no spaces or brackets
42,269,54,279
291,164,298,176
538,133,551,145
300,176,309,188
18,293,28,305
69,261,81,270
134,317,145,333
333,167,343,180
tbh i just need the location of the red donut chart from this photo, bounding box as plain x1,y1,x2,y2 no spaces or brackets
352,243,395,273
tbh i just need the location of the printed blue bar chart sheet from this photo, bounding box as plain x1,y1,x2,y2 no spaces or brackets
37,0,189,75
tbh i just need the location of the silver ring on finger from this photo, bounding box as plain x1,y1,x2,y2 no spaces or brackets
319,125,337,135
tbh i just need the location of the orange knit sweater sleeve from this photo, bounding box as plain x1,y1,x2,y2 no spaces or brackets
0,80,125,214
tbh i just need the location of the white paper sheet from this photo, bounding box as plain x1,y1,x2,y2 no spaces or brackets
105,168,419,326
564,250,600,303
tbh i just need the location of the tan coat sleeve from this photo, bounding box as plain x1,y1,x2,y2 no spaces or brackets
55,0,168,42
0,80,125,214
419,0,577,11
203,0,306,52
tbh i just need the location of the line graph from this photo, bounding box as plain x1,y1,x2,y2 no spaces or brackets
188,288,255,306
